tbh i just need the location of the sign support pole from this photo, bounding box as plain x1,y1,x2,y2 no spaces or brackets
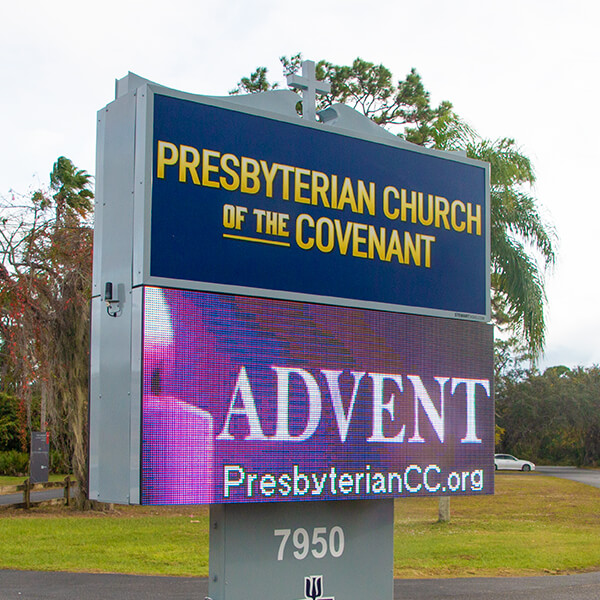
209,499,394,600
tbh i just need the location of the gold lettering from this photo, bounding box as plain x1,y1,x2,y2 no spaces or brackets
337,177,358,213
178,145,201,185
316,217,335,253
383,186,400,220
157,141,178,179
296,214,315,249
451,199,466,232
467,203,481,235
418,194,434,226
278,164,295,200
334,220,353,255
220,153,240,191
260,160,279,198
352,223,368,258
312,171,330,207
357,180,376,216
368,226,387,261
404,232,420,266
402,191,418,223
202,149,220,188
241,157,261,194
386,229,405,263
421,234,436,267
435,196,450,230
331,174,338,209
295,168,311,204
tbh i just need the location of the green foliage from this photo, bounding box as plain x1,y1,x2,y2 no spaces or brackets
230,66,279,95
0,157,93,506
496,365,600,465
232,55,555,356
495,424,506,447
0,391,20,451
50,156,94,218
50,448,69,474
472,138,555,355
317,59,397,121
0,450,67,477
249,55,468,145
0,450,29,476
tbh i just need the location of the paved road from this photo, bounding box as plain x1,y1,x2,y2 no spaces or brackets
0,485,77,507
2,570,600,600
535,465,600,489
394,572,600,599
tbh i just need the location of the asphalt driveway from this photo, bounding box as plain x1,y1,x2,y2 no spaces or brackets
535,466,600,489
0,485,77,507
2,570,600,600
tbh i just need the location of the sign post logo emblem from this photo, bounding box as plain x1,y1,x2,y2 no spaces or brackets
301,575,334,600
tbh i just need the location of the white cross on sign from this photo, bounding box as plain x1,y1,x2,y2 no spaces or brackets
286,60,331,122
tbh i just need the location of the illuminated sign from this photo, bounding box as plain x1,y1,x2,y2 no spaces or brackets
141,287,493,505
90,78,492,507
148,93,489,321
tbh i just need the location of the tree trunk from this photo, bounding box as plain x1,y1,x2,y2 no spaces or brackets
71,383,89,509
40,379,47,432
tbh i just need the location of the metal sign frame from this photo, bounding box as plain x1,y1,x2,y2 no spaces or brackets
132,84,490,322
90,74,492,506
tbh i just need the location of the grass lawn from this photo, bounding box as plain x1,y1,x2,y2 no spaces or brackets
0,474,71,487
394,473,600,578
1,473,599,578
0,504,210,576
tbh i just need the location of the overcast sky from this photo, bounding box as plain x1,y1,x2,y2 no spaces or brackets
2,0,598,370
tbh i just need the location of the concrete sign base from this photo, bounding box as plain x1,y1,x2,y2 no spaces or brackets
209,499,393,600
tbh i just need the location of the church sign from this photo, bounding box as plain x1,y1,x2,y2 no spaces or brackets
90,65,493,508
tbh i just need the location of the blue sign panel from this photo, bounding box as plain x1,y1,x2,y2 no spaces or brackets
149,93,489,319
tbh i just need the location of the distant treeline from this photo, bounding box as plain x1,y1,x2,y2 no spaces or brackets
496,365,600,466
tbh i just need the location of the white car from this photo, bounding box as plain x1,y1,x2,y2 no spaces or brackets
494,454,535,471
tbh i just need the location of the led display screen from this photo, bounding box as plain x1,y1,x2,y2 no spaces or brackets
149,93,489,320
141,286,494,505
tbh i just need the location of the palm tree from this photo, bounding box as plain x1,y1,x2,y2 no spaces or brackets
50,156,94,223
233,57,556,356
467,138,555,355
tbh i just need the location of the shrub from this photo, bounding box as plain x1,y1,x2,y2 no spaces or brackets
0,450,29,476
50,449,69,474
0,392,21,452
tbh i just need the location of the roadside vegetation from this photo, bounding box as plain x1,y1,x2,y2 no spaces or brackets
495,363,600,467
1,474,599,578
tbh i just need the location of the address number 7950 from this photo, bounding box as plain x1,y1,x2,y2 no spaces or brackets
274,526,345,561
